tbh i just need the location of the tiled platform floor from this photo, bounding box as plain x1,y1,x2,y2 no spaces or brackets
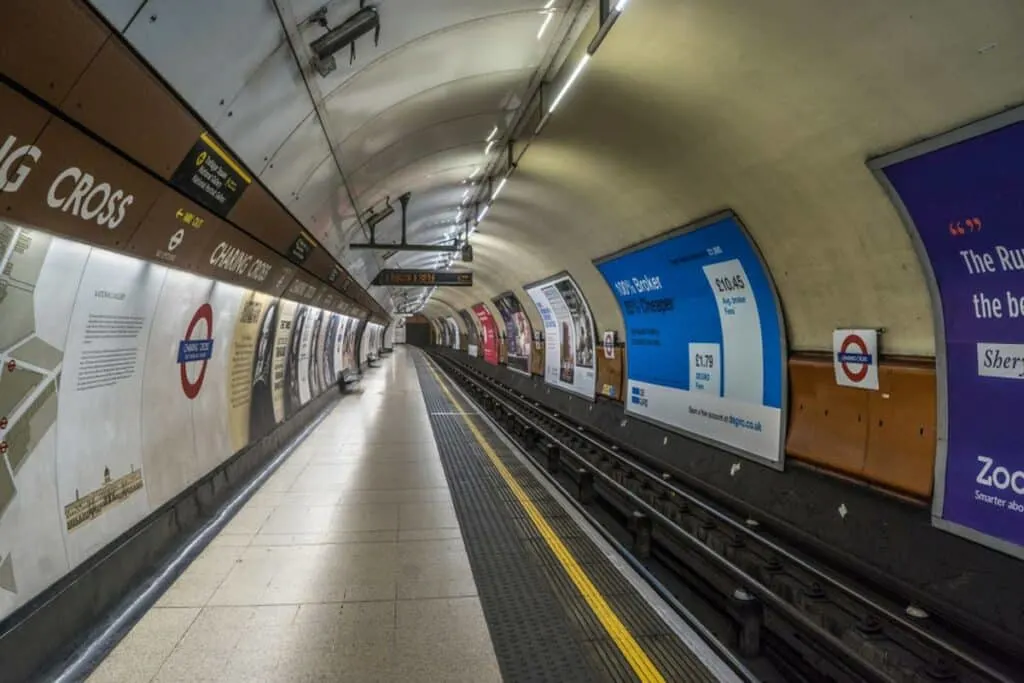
88,348,502,683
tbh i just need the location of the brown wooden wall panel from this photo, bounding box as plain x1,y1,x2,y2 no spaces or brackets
787,358,870,476
532,343,544,376
863,365,936,498
283,273,323,306
0,83,53,199
197,222,295,298
61,39,200,178
303,247,337,284
0,0,109,106
597,345,625,401
227,184,297,255
125,188,221,272
4,116,162,250
786,356,937,500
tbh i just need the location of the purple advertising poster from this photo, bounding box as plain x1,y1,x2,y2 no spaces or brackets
874,110,1024,558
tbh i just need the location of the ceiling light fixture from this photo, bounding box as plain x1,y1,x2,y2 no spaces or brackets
491,177,508,201
469,167,481,178
537,10,554,40
477,205,490,224
549,53,590,113
484,140,495,155
486,126,498,142
614,0,629,10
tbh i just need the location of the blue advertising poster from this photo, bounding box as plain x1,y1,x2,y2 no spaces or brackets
874,110,1024,558
595,212,787,466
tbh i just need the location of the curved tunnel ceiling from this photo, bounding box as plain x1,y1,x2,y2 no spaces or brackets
90,0,1024,354
91,0,587,314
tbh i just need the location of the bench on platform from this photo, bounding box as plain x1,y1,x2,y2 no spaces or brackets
338,369,362,393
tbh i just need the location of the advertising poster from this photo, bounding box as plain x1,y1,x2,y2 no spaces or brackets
332,315,348,375
57,249,165,566
271,300,296,423
227,290,273,453
445,316,460,350
493,292,533,375
322,313,340,388
595,212,787,466
0,226,88,618
284,304,308,417
873,110,1024,557
298,308,317,404
525,273,597,400
342,316,358,371
472,303,500,365
307,310,326,398
249,299,280,442
459,309,479,357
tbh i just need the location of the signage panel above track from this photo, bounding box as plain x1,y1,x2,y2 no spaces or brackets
372,269,473,287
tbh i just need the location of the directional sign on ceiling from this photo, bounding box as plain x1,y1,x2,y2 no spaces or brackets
372,269,473,287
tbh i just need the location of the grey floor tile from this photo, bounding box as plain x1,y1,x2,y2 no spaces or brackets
90,350,497,683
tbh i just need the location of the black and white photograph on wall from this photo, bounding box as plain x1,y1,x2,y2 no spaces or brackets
249,299,279,441
323,313,340,387
285,304,309,417
343,316,358,370
308,310,325,397
555,278,595,369
494,293,532,375
560,320,575,383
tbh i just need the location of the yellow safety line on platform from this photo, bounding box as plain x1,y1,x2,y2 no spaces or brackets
426,360,667,683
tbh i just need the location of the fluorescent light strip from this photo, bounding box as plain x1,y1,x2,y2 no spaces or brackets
537,10,554,39
491,177,508,201
486,125,498,142
469,167,481,178
614,0,629,10
544,0,555,7
484,140,495,155
477,205,490,223
549,53,590,113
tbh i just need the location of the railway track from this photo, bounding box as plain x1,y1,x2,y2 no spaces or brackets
428,350,1018,683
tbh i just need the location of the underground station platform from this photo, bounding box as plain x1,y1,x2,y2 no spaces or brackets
52,348,746,683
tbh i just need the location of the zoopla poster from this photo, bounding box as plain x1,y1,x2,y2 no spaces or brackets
874,109,1024,558
595,212,787,467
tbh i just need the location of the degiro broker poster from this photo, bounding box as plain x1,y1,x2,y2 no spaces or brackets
595,212,787,467
873,108,1024,559
525,273,596,400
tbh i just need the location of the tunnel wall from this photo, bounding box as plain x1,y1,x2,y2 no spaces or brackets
0,222,364,626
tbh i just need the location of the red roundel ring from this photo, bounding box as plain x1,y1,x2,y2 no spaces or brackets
180,303,214,399
840,334,869,383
